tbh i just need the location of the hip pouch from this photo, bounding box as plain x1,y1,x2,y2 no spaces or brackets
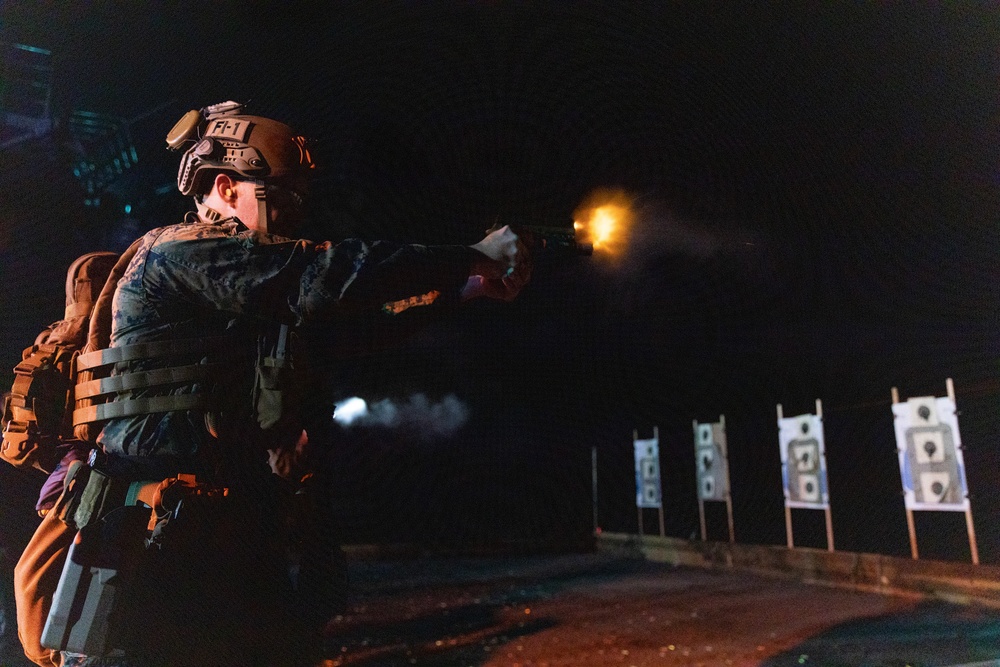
41,466,149,656
252,323,301,431
41,468,228,657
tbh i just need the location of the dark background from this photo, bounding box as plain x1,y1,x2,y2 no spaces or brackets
1,2,998,561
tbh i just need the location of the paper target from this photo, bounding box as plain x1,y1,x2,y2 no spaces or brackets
701,475,716,500
909,397,940,427
777,412,829,509
797,474,821,503
914,430,946,464
699,448,715,474
917,471,954,505
633,437,661,508
791,442,819,473
694,419,730,501
892,395,969,511
642,482,660,505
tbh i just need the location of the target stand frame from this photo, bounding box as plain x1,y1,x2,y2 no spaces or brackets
777,400,834,553
892,379,979,565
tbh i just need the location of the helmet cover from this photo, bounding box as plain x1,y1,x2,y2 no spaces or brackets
168,101,315,196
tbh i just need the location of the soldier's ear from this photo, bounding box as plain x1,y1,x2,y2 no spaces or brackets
214,173,238,203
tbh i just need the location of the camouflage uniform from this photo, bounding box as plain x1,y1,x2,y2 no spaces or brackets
99,214,473,472
17,214,477,667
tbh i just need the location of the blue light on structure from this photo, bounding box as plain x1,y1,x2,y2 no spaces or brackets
124,204,132,214
14,43,52,56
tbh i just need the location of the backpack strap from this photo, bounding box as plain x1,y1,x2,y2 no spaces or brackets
73,239,142,443
65,302,95,319
85,240,143,355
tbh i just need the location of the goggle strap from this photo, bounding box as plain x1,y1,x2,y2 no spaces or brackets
254,180,268,234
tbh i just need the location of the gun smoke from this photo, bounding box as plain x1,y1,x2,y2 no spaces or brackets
333,393,470,440
623,200,756,266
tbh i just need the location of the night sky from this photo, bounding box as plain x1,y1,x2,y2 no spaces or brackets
1,3,999,560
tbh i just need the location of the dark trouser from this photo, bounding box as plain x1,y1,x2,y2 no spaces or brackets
15,484,310,667
135,492,307,667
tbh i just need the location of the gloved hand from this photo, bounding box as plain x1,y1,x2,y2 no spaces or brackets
465,225,532,301
267,429,313,485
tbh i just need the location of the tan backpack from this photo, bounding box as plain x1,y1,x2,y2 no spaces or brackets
1,251,120,472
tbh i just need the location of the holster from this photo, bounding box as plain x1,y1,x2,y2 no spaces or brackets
145,474,229,551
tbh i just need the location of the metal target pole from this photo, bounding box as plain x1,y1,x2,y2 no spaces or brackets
655,426,665,537
694,420,707,541
948,378,980,565
893,386,920,560
778,403,794,549
698,500,707,541
722,414,735,543
817,399,834,552
591,446,599,536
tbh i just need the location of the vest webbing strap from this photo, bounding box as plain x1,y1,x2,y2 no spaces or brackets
72,393,208,426
74,364,222,400
76,337,228,372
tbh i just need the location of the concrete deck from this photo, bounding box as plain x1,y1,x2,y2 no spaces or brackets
327,545,1000,666
596,532,1000,609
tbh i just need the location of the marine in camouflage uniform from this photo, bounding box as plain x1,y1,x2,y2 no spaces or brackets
100,214,479,472
14,102,530,667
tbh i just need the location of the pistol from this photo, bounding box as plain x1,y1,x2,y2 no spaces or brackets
491,223,593,258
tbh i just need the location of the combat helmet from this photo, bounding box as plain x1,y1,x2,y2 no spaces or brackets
166,101,315,232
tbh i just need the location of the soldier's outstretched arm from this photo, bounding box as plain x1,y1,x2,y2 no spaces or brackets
137,223,529,326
